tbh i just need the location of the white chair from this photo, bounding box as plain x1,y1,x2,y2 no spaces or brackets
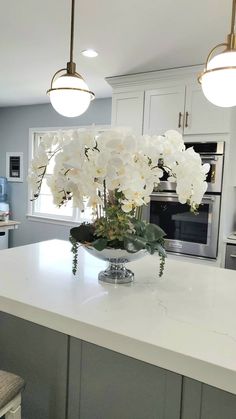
0,370,25,419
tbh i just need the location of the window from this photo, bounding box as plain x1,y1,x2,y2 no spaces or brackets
28,126,109,225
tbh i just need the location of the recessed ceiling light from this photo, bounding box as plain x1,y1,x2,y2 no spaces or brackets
81,49,98,58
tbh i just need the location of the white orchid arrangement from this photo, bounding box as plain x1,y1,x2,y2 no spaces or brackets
29,128,209,276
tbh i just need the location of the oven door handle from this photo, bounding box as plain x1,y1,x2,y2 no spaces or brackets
203,195,216,201
150,193,178,198
150,193,217,203
201,156,218,161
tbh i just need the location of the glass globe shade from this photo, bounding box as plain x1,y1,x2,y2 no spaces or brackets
49,75,92,117
201,50,236,107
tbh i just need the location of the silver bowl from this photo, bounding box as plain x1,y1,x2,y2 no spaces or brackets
84,247,147,284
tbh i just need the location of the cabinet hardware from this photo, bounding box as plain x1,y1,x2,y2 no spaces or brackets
178,112,182,128
185,111,189,128
230,254,236,258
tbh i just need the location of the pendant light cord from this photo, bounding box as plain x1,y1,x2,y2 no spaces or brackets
69,0,75,63
230,0,236,34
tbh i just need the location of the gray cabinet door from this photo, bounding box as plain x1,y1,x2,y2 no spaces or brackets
68,338,182,419
225,244,236,270
0,312,68,419
181,377,236,419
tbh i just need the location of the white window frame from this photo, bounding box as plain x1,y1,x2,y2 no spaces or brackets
27,125,110,226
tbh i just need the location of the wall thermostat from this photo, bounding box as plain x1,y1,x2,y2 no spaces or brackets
6,152,23,182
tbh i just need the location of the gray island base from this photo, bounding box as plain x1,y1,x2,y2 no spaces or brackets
1,240,236,418
1,312,236,419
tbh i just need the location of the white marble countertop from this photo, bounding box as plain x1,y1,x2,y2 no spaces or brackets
0,239,236,394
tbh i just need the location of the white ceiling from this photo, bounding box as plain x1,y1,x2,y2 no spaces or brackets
0,0,232,106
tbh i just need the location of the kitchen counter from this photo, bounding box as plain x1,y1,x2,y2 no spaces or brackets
0,239,236,395
225,233,236,244
0,220,20,231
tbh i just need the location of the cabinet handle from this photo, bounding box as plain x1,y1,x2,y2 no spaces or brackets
178,112,182,128
230,254,236,258
185,111,189,128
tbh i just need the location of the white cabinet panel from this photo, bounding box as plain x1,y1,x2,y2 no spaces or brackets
109,70,231,137
143,86,186,135
111,91,144,134
184,84,230,135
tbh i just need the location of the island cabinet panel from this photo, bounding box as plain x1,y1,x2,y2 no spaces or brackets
67,337,182,419
0,312,68,419
181,377,236,419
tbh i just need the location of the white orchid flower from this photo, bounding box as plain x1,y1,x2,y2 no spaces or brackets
29,127,209,213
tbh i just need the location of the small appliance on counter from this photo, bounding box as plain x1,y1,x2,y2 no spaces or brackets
0,177,10,249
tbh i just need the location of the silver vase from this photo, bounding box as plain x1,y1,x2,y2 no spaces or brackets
84,247,147,284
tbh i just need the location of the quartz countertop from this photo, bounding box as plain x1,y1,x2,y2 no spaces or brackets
0,239,236,394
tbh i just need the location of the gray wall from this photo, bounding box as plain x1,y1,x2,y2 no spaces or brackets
229,109,236,229
0,99,111,246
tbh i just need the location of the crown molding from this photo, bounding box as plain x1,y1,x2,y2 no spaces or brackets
106,65,204,90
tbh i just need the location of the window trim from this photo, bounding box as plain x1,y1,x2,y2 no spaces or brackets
28,125,110,224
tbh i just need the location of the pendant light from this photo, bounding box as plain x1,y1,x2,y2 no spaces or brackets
47,0,95,117
198,0,236,107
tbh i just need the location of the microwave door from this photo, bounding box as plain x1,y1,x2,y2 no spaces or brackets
201,155,224,193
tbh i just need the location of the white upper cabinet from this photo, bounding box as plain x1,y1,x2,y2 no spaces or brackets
143,83,230,136
184,83,230,135
107,67,230,137
111,91,144,134
143,85,186,135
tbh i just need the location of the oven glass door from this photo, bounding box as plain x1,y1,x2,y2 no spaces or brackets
149,193,221,258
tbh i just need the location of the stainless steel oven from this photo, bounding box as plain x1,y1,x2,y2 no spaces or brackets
148,193,221,259
148,141,224,259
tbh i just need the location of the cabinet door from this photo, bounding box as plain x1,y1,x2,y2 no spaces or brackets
143,86,186,135
0,312,68,419
184,83,230,135
111,91,144,134
68,338,182,419
181,377,236,419
225,244,236,269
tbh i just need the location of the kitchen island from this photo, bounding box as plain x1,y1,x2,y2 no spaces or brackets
1,239,236,419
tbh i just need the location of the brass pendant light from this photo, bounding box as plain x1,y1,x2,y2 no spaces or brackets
198,0,236,107
47,0,95,117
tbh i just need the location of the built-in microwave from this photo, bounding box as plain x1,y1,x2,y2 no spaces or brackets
157,141,224,194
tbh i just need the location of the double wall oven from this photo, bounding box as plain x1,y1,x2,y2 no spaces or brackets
148,142,224,259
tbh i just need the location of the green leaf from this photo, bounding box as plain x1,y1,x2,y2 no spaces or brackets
144,223,166,242
145,242,155,255
124,234,146,253
131,218,146,236
92,238,108,251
